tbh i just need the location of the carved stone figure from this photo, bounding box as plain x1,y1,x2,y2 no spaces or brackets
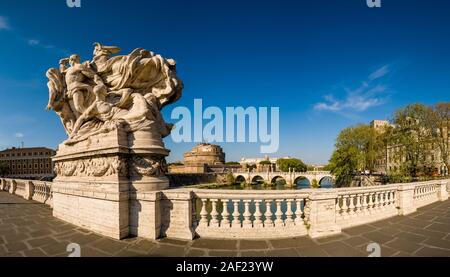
46,43,182,145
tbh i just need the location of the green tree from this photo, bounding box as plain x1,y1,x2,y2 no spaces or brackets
225,161,241,166
390,103,434,177
328,145,360,187
311,179,320,188
168,162,184,166
225,172,235,185
334,124,378,172
276,158,307,172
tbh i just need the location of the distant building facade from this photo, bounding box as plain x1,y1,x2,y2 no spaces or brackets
0,147,56,180
240,156,293,172
371,120,392,174
370,119,449,176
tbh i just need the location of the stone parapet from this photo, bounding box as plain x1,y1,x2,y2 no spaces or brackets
2,177,450,241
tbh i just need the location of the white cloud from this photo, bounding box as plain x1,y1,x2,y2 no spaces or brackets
368,65,389,81
15,133,24,139
314,65,391,113
0,16,67,54
27,39,55,49
28,39,40,46
0,16,9,30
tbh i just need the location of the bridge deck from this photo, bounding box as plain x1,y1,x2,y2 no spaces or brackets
1,191,449,257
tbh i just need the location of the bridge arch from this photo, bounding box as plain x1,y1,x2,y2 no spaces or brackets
271,176,286,185
319,176,334,188
235,175,246,184
251,175,265,184
294,176,311,188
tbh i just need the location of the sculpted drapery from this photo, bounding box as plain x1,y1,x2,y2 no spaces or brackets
46,43,183,145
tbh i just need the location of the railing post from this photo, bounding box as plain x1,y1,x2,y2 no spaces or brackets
306,190,341,238
437,180,449,201
9,180,17,195
397,183,417,215
0,179,4,191
162,190,195,240
24,181,35,200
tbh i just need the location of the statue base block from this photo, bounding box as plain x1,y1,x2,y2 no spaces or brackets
52,128,170,240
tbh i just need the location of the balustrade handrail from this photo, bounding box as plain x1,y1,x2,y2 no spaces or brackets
191,188,311,200
335,184,399,195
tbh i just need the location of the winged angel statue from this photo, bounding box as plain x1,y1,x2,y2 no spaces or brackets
46,43,183,145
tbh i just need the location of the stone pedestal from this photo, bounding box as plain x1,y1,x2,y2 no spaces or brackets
397,184,417,215
52,128,170,240
306,190,341,238
438,180,449,201
160,190,195,240
24,181,34,200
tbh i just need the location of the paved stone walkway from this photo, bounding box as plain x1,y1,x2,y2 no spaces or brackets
1,191,450,257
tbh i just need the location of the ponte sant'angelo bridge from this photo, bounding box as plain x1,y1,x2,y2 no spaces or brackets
231,170,334,186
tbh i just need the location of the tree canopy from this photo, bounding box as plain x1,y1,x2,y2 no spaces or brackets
277,158,307,172
328,102,450,186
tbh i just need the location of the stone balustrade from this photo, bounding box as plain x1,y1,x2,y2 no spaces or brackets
0,178,52,207
413,183,439,208
335,185,398,229
1,177,449,241
162,179,449,240
191,190,310,239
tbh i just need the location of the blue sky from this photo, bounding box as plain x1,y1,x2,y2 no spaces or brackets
0,0,449,164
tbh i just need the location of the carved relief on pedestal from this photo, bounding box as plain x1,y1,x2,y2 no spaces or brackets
54,156,127,177
129,156,168,177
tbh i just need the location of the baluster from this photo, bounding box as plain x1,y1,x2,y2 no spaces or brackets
295,198,304,225
355,193,362,215
285,199,294,225
200,199,209,226
274,199,284,226
335,195,342,219
348,194,356,216
374,192,380,211
222,199,231,227
381,191,387,210
210,199,219,227
380,192,386,209
232,200,241,228
385,191,391,207
253,200,263,227
367,193,374,213
192,198,198,228
376,192,382,210
265,200,273,227
243,200,252,227
342,195,349,217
